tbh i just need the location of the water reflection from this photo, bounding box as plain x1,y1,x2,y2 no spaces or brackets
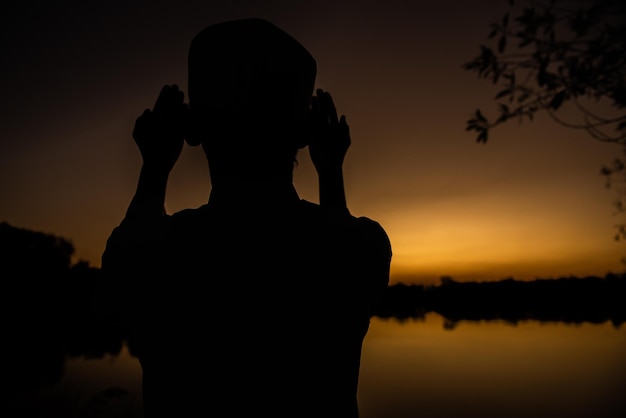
360,314,626,418
7,313,625,418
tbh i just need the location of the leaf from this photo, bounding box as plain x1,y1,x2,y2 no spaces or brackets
488,24,499,39
495,89,511,99
480,45,494,63
498,35,507,53
475,109,487,122
549,91,566,110
477,130,488,143
518,37,533,48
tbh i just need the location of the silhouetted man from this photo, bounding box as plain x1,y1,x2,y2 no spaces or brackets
100,18,391,418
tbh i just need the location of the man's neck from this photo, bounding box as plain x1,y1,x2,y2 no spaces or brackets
207,181,300,208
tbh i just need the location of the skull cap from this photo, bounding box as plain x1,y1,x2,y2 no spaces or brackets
188,18,317,123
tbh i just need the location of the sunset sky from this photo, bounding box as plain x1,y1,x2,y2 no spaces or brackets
1,0,624,285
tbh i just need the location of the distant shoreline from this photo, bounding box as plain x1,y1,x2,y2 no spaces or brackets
375,273,626,328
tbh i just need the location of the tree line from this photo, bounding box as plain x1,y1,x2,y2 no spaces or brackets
375,274,626,328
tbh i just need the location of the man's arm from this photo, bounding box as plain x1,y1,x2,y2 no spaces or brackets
309,88,351,213
125,84,188,220
95,85,187,323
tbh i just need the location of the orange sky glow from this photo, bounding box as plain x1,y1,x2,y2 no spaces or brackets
1,0,624,285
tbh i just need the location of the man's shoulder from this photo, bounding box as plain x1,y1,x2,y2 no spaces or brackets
297,200,390,242
169,205,207,220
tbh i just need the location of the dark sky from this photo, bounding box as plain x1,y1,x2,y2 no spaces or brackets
1,0,623,284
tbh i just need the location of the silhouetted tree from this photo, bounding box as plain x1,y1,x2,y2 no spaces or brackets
0,221,100,320
464,0,625,143
0,221,74,275
1,221,125,397
463,0,626,241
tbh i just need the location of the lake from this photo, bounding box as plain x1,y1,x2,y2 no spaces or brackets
360,313,625,418
10,313,625,418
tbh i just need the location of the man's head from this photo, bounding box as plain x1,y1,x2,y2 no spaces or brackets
186,18,317,159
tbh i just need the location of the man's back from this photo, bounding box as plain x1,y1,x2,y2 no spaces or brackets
102,198,391,417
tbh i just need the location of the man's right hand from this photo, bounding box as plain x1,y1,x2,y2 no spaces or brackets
133,84,189,172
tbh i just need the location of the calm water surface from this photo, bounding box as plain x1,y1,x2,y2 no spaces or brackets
360,313,625,418
28,313,626,417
